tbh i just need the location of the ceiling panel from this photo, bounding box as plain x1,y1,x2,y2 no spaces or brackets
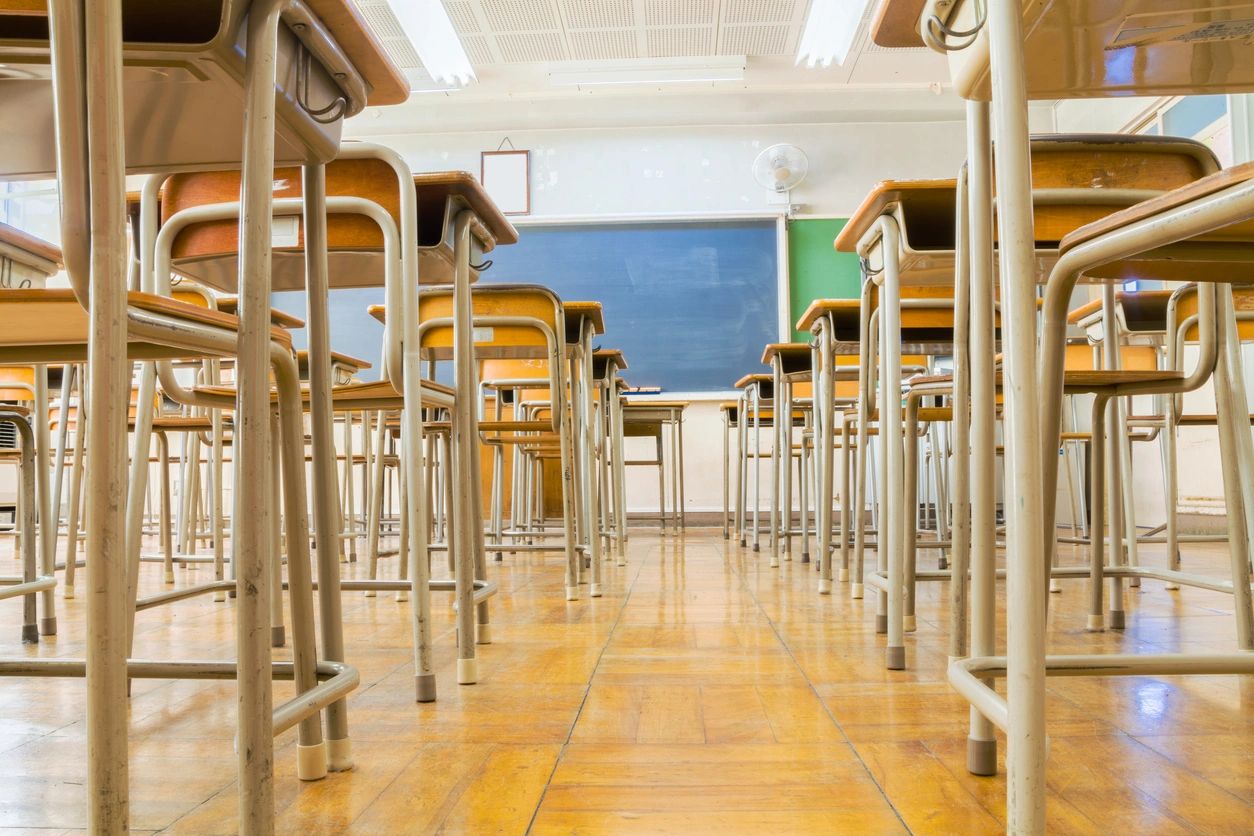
481,0,562,31
646,25,716,57
645,0,717,26
722,0,799,25
351,0,935,82
495,31,569,62
719,24,789,54
569,29,639,60
560,0,636,29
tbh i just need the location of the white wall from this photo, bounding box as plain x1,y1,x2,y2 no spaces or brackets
348,120,971,219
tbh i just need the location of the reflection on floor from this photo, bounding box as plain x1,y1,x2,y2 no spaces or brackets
0,529,1249,833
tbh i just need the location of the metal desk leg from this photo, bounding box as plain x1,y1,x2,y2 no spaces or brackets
677,407,685,530
234,2,287,827
211,361,226,601
965,98,998,779
656,430,666,532
722,409,730,539
613,383,628,561
799,397,810,565
853,280,874,601
874,218,905,671
737,393,747,547
780,375,792,562
949,161,972,659
268,414,285,648
769,366,781,565
1215,288,1254,650
49,364,75,576
903,394,921,639
302,164,352,767
63,369,87,599
580,328,604,596
451,212,487,678
988,3,1049,827
840,409,853,587
752,383,762,554
817,320,835,594
366,408,387,593
157,431,174,584
66,0,134,823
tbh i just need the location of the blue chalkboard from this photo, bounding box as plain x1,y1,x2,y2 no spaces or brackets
272,219,780,392
485,221,778,392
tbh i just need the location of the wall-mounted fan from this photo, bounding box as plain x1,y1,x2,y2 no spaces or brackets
752,143,809,202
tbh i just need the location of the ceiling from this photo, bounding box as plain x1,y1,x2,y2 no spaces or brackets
347,1,964,134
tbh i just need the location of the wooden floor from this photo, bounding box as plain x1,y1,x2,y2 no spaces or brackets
0,527,1250,833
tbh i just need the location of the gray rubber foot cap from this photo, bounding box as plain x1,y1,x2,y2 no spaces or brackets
494,553,504,562
886,645,905,670
21,624,38,644
875,614,888,634
1110,609,1126,630
938,558,949,570
271,625,286,648
801,552,810,564
752,543,760,552
415,673,437,703
723,531,729,539
967,737,997,775
739,539,746,547
40,617,57,636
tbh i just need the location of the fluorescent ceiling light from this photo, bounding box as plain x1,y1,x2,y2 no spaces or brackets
796,0,874,69
547,57,746,88
402,68,461,94
384,0,476,87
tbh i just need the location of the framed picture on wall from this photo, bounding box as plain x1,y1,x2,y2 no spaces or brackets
480,149,531,215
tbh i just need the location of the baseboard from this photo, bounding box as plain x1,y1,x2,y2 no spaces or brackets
1176,513,1228,535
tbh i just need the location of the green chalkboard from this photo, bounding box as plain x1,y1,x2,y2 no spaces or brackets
788,218,861,341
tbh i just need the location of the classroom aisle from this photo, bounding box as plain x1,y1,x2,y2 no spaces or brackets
0,531,1248,833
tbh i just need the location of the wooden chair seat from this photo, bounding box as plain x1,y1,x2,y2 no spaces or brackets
1063,369,1183,389
0,220,62,278
214,297,305,330
162,166,517,291
294,349,372,385
0,289,291,363
1059,162,1254,282
370,284,563,362
1129,413,1254,427
194,378,454,412
135,416,217,432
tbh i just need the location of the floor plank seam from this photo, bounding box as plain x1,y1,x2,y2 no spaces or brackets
522,546,649,835
729,543,916,835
